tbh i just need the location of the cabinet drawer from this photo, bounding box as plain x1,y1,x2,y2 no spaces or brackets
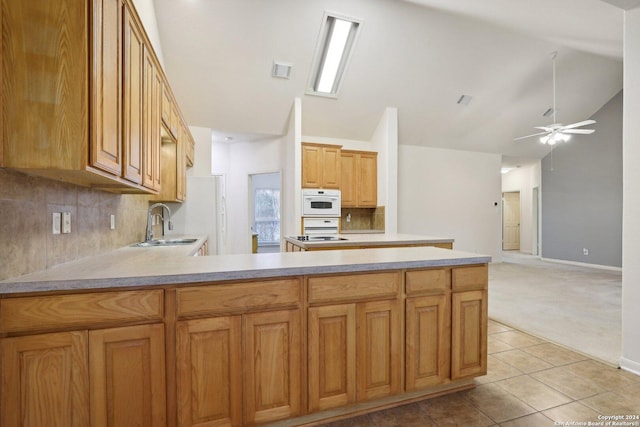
405,268,451,295
452,265,488,291
176,279,301,317
308,272,400,304
0,290,163,334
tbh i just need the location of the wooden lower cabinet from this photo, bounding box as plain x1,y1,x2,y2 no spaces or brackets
176,309,301,426
308,300,401,413
451,289,488,380
308,304,356,412
356,300,401,401
89,324,166,427
0,324,165,427
405,294,451,390
176,316,243,427
0,331,90,427
243,310,301,424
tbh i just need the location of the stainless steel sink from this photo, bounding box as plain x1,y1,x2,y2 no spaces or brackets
132,238,198,247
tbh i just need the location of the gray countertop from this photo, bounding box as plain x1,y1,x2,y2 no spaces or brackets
284,233,454,249
0,235,488,295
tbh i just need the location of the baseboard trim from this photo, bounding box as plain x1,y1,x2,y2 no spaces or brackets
619,357,640,376
540,257,622,272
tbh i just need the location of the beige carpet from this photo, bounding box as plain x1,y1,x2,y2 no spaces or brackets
489,252,622,366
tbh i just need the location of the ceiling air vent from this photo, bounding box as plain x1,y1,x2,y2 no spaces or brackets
457,94,473,106
272,62,293,79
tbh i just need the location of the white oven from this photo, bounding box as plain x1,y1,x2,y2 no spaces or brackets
301,189,341,217
302,217,339,236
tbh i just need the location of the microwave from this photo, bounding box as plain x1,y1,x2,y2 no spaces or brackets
302,189,341,217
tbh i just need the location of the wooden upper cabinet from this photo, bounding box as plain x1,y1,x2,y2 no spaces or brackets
302,143,341,189
122,2,144,185
1,0,186,195
91,0,122,177
341,150,377,207
143,47,162,191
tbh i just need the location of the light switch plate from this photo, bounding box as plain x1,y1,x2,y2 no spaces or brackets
110,214,116,230
52,212,61,235
62,212,71,234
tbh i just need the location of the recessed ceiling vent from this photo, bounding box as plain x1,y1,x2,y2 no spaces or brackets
457,94,473,106
272,62,293,79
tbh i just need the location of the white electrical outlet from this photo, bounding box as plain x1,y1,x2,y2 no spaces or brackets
52,212,61,235
110,214,116,230
583,248,589,255
62,212,71,234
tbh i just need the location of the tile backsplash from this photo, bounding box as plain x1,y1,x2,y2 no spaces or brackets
341,206,385,232
0,168,150,281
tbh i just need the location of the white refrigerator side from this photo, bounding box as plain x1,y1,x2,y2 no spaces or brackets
167,176,219,254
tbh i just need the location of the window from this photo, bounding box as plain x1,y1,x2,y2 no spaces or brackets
307,12,362,98
254,188,280,245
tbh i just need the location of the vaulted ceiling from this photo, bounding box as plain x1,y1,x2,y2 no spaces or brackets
153,0,625,164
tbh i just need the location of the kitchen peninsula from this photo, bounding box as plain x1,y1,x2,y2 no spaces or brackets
0,240,489,426
284,232,455,251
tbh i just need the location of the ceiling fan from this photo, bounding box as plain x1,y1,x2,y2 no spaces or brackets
514,51,595,145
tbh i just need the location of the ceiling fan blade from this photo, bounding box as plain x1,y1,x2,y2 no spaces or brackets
562,129,595,135
534,126,554,131
562,119,596,130
513,131,549,141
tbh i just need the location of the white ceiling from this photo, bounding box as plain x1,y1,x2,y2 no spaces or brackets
153,0,625,164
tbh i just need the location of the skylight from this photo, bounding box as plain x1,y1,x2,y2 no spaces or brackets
308,12,361,98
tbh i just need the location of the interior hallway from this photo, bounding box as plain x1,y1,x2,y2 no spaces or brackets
489,252,622,366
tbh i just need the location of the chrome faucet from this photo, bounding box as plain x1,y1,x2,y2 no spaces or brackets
145,203,173,241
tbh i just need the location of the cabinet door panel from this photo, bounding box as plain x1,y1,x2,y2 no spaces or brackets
176,317,242,427
91,0,121,175
122,2,144,184
451,290,488,379
302,144,322,188
358,153,377,206
243,310,301,424
89,324,166,427
340,152,357,207
142,48,161,191
322,146,341,189
1,331,89,427
356,300,401,401
308,304,356,412
406,295,450,390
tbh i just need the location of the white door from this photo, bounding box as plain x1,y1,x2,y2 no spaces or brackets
502,192,520,251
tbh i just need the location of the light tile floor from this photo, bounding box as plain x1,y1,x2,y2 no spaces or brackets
321,320,640,427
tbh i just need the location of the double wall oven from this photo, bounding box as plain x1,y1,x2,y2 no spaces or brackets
301,189,341,237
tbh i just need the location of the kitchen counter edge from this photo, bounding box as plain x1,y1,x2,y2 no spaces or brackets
0,243,490,296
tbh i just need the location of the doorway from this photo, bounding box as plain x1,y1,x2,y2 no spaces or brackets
532,187,539,256
502,191,520,251
249,172,281,253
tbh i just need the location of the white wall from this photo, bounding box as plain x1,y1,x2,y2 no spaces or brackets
371,108,399,233
621,7,640,375
501,163,542,254
398,146,503,261
130,0,165,66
